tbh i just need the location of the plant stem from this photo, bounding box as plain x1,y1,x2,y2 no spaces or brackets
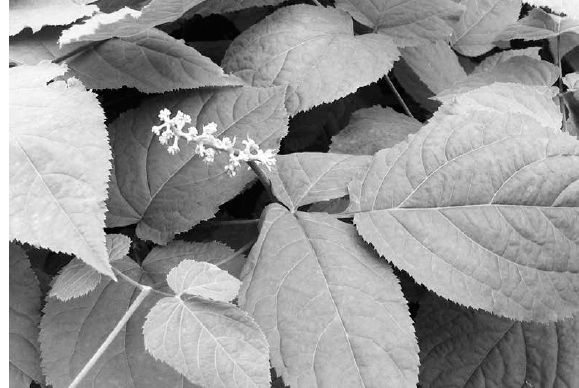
247,160,275,201
385,75,414,118
199,219,259,227
68,285,152,388
53,40,106,64
554,33,568,132
215,239,256,266
311,0,323,6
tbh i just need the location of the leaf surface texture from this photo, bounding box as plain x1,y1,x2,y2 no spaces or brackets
9,62,113,276
240,204,419,387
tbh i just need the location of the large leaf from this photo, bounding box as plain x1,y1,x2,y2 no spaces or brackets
105,85,288,244
450,0,521,56
143,261,269,388
330,106,422,155
67,28,242,92
222,5,400,115
417,295,579,387
266,153,371,211
9,62,113,277
10,0,97,36
59,0,206,44
438,55,559,97
50,234,131,301
336,0,464,47
348,87,579,322
40,257,199,388
11,27,240,92
9,244,43,388
240,204,419,387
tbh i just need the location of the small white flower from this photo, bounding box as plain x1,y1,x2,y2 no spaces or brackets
152,109,277,177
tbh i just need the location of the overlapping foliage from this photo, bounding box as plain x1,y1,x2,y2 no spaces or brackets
9,0,579,387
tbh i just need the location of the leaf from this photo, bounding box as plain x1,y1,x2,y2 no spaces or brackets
282,86,384,152
222,5,400,115
59,0,205,44
142,240,243,280
496,8,579,42
191,0,286,17
400,41,468,94
49,234,131,301
450,0,521,56
240,204,419,387
417,295,579,387
435,83,562,131
525,0,579,19
9,62,113,277
64,28,242,92
166,259,240,301
9,27,82,65
266,153,371,211
563,72,579,90
330,106,422,155
105,85,288,244
438,55,559,97
9,244,43,388
348,86,579,322
474,47,542,73
40,257,199,388
10,0,98,36
392,41,467,111
335,0,465,47
143,297,270,388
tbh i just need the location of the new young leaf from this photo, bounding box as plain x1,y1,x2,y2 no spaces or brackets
49,234,131,301
240,204,419,387
166,260,240,301
9,62,113,277
222,5,400,115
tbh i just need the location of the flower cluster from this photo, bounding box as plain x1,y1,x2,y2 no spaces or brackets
152,108,276,176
